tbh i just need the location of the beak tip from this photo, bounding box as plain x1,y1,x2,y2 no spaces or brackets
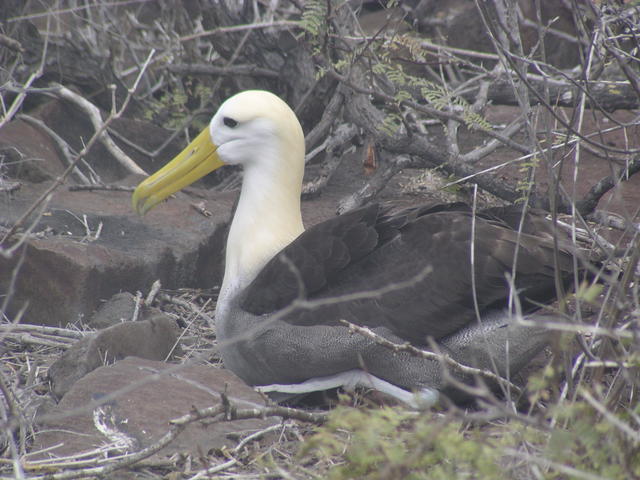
131,189,148,216
131,194,141,216
130,127,221,217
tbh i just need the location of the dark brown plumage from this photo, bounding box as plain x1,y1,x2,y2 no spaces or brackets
241,202,573,346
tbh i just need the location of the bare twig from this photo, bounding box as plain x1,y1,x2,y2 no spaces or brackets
158,293,215,326
168,63,279,78
304,86,346,151
0,33,24,53
579,387,640,444
576,155,640,215
0,179,21,194
67,184,134,192
302,123,358,198
179,20,300,42
0,368,27,478
18,114,92,185
0,49,155,247
131,291,143,322
0,193,51,259
3,333,74,349
0,27,47,130
52,85,146,176
337,154,412,214
20,400,324,480
0,323,84,339
339,319,522,394
145,280,162,306
330,67,532,155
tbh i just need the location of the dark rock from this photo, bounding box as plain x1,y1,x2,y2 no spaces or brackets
88,292,138,330
0,120,62,182
0,97,235,327
48,315,180,400
32,99,185,180
32,358,278,464
0,176,233,328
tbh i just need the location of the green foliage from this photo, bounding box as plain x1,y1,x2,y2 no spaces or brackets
545,401,640,479
442,173,463,194
575,281,605,304
300,0,328,38
527,363,556,404
143,89,187,125
144,83,212,131
514,155,540,203
299,392,640,480
379,112,404,137
369,45,492,134
300,406,503,479
313,7,491,136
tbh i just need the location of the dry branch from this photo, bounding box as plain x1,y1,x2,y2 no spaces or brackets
18,114,92,185
340,320,522,395
304,85,346,151
19,399,325,480
575,155,640,215
0,323,84,340
67,184,134,192
0,33,24,53
157,293,215,326
51,85,146,176
341,89,529,205
0,50,154,250
179,20,300,42
462,77,640,111
302,123,358,198
0,179,21,194
337,153,412,214
1,2,639,478
168,63,279,79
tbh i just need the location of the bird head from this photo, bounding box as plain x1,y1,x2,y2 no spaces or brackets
132,90,304,215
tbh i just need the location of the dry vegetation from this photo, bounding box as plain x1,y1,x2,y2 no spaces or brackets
1,0,640,479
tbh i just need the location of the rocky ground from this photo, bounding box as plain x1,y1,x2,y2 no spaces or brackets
1,1,639,479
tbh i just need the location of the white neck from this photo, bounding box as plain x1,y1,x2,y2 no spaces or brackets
219,147,304,304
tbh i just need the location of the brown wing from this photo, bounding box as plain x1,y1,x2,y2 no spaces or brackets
240,203,382,313
240,202,573,345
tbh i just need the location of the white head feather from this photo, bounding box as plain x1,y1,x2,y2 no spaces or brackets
212,91,306,302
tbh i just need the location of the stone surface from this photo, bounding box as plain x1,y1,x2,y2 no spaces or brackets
0,98,235,326
88,292,139,329
48,315,180,400
32,357,278,464
0,179,233,326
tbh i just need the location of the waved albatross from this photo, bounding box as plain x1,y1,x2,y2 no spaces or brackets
132,90,571,407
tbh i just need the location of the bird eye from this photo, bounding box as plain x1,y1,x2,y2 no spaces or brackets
223,117,238,128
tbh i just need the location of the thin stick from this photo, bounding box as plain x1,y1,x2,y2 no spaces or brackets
158,293,215,326
18,114,92,185
52,85,146,176
0,49,155,247
20,401,325,479
145,280,162,306
67,184,134,192
0,323,84,339
179,20,299,42
340,319,522,393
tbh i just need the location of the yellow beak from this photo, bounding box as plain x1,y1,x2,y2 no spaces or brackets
132,128,225,215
